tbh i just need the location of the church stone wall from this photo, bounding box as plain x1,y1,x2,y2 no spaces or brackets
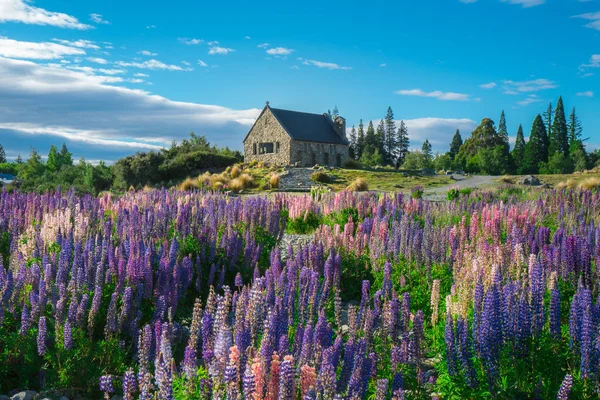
243,108,292,165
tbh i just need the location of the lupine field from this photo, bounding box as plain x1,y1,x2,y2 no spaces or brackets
0,187,599,399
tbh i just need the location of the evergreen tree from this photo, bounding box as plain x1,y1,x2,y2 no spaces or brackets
383,107,398,166
523,114,548,174
376,120,385,160
543,102,553,140
326,109,332,119
18,148,45,181
422,139,433,166
550,96,569,156
449,129,462,159
0,144,5,163
512,124,526,174
349,126,357,159
498,110,509,148
364,121,377,156
396,121,410,168
47,145,60,172
356,120,365,160
567,107,583,148
59,143,73,167
15,155,22,164
332,106,339,119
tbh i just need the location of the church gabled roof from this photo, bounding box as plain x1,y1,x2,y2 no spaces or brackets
244,104,348,145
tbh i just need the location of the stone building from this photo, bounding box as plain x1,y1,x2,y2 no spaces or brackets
243,102,350,167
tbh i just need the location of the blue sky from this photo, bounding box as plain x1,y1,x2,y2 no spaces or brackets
0,0,598,162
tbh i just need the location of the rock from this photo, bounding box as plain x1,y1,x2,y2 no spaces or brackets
10,391,37,400
517,174,541,186
0,395,11,400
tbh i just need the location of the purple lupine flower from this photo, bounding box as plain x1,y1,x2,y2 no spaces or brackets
19,304,31,336
243,363,256,398
235,273,243,288
99,375,114,399
550,288,561,338
37,316,47,356
557,374,573,400
278,355,295,400
445,313,457,376
64,320,73,350
456,317,477,388
376,378,389,399
123,369,137,400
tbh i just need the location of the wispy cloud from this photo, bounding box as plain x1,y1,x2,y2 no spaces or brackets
501,0,545,7
302,59,351,70
99,69,125,75
90,13,109,24
395,89,470,101
379,63,387,67
244,36,251,40
197,60,208,67
146,24,156,29
517,94,542,106
133,73,149,77
459,0,478,3
138,50,158,56
115,59,191,71
580,54,600,69
257,43,270,48
52,39,99,50
0,0,92,29
86,57,108,64
208,46,235,55
503,78,558,92
576,91,594,97
0,37,85,59
178,38,203,45
572,12,600,31
480,82,497,89
266,47,294,55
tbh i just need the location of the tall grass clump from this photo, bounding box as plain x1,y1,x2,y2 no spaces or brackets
346,177,368,191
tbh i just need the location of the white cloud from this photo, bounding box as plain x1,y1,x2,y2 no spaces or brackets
138,50,158,56
98,68,125,75
0,37,85,59
302,59,351,70
146,24,156,29
87,57,108,64
580,54,600,69
576,91,594,97
52,39,99,49
207,41,219,46
208,46,235,55
0,0,92,29
517,94,542,106
133,73,149,77
127,78,145,84
90,13,109,24
115,59,191,71
197,60,208,67
244,36,251,40
573,12,600,31
266,47,294,55
182,61,191,66
395,89,470,101
459,0,478,3
501,0,545,7
178,38,203,45
257,43,270,48
379,63,387,67
503,78,558,92
0,56,261,160
480,82,497,89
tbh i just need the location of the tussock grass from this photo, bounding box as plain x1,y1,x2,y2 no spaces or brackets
347,178,369,192
578,177,600,191
269,174,280,189
311,171,330,183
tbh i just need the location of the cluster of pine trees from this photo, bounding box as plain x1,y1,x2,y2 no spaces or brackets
347,107,410,168
343,96,597,174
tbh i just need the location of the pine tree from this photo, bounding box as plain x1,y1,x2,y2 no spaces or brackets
449,129,462,159
59,143,73,167
567,107,583,148
396,121,410,168
543,102,553,140
15,155,22,164
568,107,586,171
550,97,569,156
364,121,377,156
422,139,433,165
349,126,357,159
383,107,397,166
356,120,365,160
0,144,5,163
376,120,385,160
498,110,509,148
47,145,60,172
523,114,548,174
332,106,339,119
512,124,526,174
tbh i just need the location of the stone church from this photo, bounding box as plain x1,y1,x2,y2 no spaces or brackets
243,102,350,167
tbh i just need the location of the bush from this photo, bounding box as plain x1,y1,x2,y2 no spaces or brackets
346,178,368,191
578,177,600,191
269,174,280,189
447,187,460,201
343,159,362,169
230,165,241,178
311,171,330,183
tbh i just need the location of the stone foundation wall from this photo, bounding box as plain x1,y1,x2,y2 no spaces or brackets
243,108,291,165
290,140,349,167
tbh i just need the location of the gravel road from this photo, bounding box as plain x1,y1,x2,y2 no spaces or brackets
424,175,497,201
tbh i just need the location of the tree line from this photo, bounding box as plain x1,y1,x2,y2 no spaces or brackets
344,96,599,174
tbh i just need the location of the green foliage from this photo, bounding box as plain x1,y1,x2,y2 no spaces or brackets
449,129,462,160
173,367,211,399
512,124,527,174
284,211,322,234
46,145,60,173
523,114,549,174
447,187,460,201
539,152,573,174
310,171,330,183
360,148,384,167
550,96,569,157
433,153,454,171
477,145,512,175
401,151,428,170
0,144,6,164
0,162,17,175
343,159,362,169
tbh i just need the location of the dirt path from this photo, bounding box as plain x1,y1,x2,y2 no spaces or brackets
424,175,498,201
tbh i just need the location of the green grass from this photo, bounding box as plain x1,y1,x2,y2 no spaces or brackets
325,168,452,192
